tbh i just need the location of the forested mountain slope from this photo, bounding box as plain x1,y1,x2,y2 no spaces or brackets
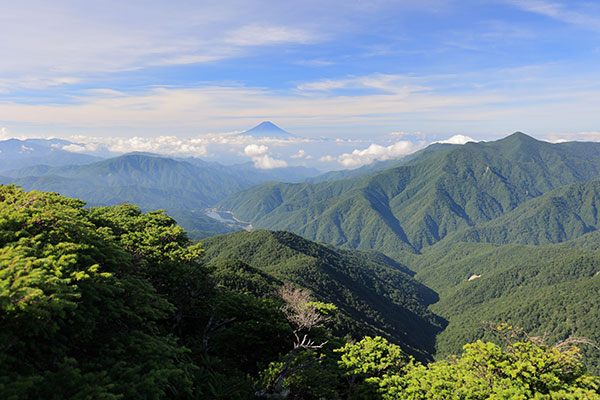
3,185,599,399
430,248,600,373
382,230,600,373
0,154,319,239
448,180,600,245
219,133,600,252
202,229,446,359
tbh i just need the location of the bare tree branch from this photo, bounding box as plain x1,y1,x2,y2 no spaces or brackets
256,284,331,398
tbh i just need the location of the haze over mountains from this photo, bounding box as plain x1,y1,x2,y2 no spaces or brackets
0,138,102,170
4,129,600,376
0,121,325,238
0,153,319,238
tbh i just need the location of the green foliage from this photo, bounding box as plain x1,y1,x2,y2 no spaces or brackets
209,258,282,296
335,336,411,399
378,339,600,399
401,238,600,373
257,350,343,400
452,180,600,246
336,336,410,377
3,183,600,399
0,185,196,399
202,229,446,361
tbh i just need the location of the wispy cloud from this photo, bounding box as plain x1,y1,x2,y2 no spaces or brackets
0,76,81,92
0,3,325,93
224,24,318,46
295,59,335,67
2,63,600,138
544,131,600,143
296,73,427,94
508,0,600,32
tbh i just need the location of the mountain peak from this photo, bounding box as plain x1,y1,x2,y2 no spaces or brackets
503,131,538,142
492,131,541,151
239,121,295,139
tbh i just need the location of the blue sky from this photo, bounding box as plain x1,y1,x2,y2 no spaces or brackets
1,0,600,169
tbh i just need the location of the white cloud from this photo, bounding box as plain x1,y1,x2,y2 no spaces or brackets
324,140,421,168
243,144,269,156
2,64,600,142
63,135,208,156
0,127,10,140
243,144,287,168
62,143,98,152
318,155,336,162
0,3,326,93
290,149,307,158
252,154,288,169
544,131,600,143
433,134,476,144
106,136,207,156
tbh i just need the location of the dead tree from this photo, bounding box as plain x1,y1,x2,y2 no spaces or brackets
256,284,330,398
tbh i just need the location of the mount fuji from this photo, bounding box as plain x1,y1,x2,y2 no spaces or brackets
238,121,296,139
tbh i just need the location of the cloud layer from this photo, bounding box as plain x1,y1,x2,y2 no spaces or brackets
321,140,421,167
2,0,600,161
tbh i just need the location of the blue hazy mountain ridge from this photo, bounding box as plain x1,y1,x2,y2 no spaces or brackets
0,138,102,171
0,153,318,238
180,158,319,183
218,132,600,253
238,121,297,138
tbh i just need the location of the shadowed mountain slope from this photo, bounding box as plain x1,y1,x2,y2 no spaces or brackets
202,229,446,360
448,180,600,246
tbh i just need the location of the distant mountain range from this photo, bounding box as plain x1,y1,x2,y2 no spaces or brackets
0,121,298,173
219,132,600,253
5,129,600,373
0,138,102,171
0,153,319,238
